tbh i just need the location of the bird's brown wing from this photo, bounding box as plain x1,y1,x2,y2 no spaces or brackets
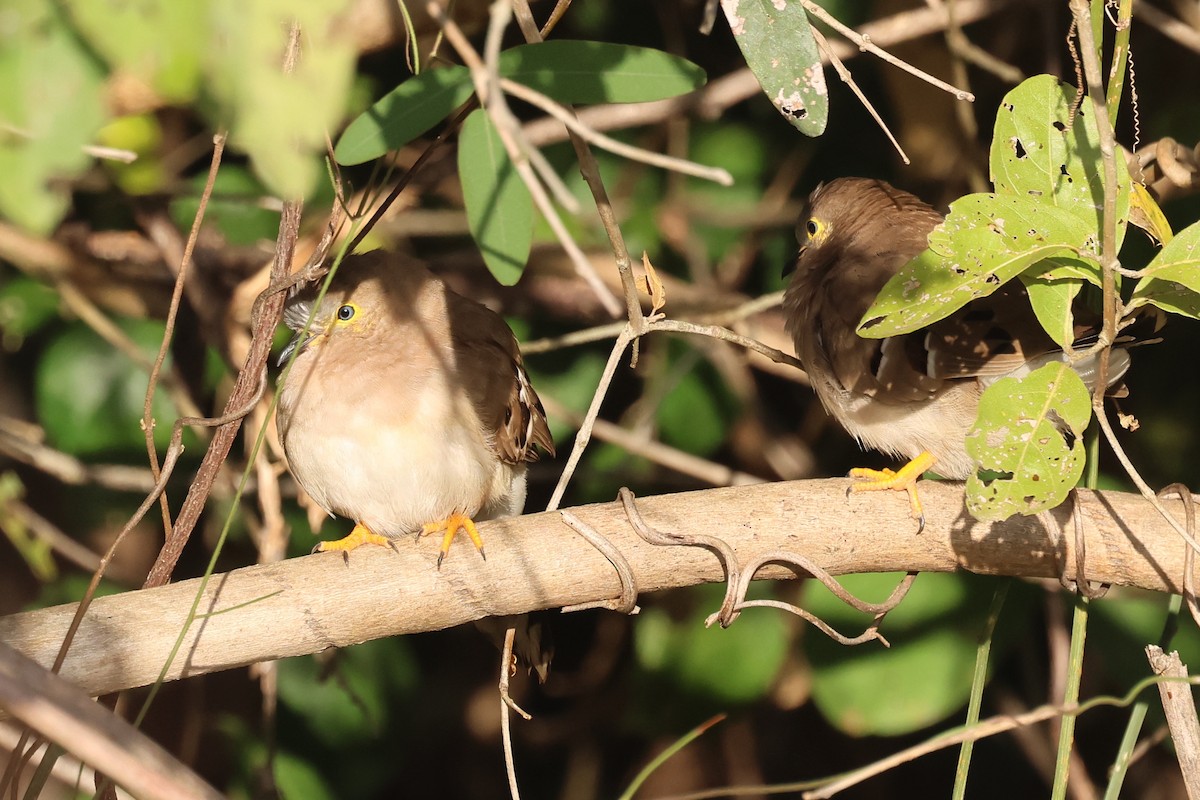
444,289,554,465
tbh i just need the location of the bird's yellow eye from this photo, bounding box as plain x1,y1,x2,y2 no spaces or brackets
336,304,356,322
805,218,823,238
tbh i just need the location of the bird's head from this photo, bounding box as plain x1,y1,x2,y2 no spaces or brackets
277,252,430,367
783,178,942,287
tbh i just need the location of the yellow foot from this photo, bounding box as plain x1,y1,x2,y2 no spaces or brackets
313,522,394,561
421,512,485,569
848,451,937,533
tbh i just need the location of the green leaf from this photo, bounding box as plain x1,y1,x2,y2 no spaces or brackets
0,1,106,233
273,751,337,800
501,41,707,104
965,363,1091,521
458,109,533,285
806,573,994,737
170,166,281,246
990,75,1131,244
34,319,194,457
1133,218,1200,294
722,0,827,136
207,0,356,199
635,584,788,705
1020,274,1083,349
0,277,59,343
334,65,474,165
336,42,706,165
276,639,417,748
1128,279,1200,320
65,0,206,101
859,194,1094,338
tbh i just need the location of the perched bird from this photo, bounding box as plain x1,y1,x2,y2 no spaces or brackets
275,250,555,676
782,177,1135,523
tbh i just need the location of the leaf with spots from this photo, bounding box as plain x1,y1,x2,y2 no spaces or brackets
858,194,1095,339
721,0,827,136
1129,218,1200,320
990,75,1130,245
964,363,1091,521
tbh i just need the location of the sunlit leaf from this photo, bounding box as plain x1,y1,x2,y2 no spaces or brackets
65,0,206,101
334,65,473,166
207,0,356,199
337,42,706,165
722,0,827,136
1133,218,1200,295
859,194,1095,338
0,1,106,233
458,109,533,285
965,363,1091,520
991,74,1131,244
1019,274,1082,349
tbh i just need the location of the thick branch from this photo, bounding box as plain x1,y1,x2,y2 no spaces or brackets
1,481,1193,700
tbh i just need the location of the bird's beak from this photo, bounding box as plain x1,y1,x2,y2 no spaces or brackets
782,245,805,277
277,329,320,367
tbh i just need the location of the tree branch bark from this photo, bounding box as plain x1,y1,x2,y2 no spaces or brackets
1,480,1194,700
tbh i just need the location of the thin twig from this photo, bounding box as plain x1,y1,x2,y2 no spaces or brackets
559,511,640,614
508,0,644,328
809,26,910,165
429,0,622,317
800,0,975,101
499,79,733,185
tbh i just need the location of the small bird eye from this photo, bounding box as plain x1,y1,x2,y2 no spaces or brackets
806,219,822,237
337,304,355,321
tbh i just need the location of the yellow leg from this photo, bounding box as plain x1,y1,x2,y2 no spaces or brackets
421,512,485,569
848,451,937,533
313,522,393,559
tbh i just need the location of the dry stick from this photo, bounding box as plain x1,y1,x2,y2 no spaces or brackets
1135,0,1200,54
0,424,159,494
932,0,1025,84
809,25,911,165
559,511,640,614
522,0,1011,148
141,205,301,590
498,627,526,800
541,394,763,488
799,0,974,101
141,133,227,538
509,0,644,328
428,1,622,318
802,681,1191,800
1066,2,1200,556
4,482,1199,701
0,642,222,800
521,290,787,355
498,79,733,185
0,377,267,800
1146,646,1200,797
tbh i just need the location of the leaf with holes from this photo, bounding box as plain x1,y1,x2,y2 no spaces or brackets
858,194,1094,338
964,363,1091,521
991,75,1130,245
722,0,827,136
458,109,533,286
1130,219,1200,320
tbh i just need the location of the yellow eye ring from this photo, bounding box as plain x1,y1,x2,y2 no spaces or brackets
805,218,822,237
336,303,356,321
